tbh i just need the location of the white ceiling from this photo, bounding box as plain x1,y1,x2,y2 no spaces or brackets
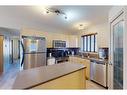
0,6,112,35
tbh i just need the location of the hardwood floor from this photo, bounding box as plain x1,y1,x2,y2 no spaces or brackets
0,62,106,89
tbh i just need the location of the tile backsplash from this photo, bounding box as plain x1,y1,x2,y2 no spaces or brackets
78,52,99,59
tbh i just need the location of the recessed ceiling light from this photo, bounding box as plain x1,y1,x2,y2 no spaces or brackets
74,22,90,30
79,24,83,26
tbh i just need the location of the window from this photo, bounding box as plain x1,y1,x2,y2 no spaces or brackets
82,33,97,52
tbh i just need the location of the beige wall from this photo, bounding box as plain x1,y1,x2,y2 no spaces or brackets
78,22,109,51
21,28,79,48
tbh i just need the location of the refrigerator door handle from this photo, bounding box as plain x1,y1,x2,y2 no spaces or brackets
20,41,25,66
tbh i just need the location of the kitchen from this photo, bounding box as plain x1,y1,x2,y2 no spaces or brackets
0,6,126,89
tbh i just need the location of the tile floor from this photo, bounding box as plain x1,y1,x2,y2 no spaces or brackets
86,80,106,90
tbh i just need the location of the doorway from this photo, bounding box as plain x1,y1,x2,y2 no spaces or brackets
10,37,20,64
109,11,124,89
0,27,20,73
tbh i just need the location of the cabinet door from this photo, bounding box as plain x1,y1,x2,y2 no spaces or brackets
77,58,90,79
85,59,90,79
78,58,84,64
74,57,79,63
69,56,73,63
69,56,78,63
69,56,90,79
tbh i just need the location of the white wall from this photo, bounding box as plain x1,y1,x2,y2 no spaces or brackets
21,28,78,48
86,23,109,47
78,22,109,51
68,35,78,48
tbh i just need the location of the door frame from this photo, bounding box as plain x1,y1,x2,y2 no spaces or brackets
123,7,127,89
11,39,13,63
109,10,124,89
0,35,4,73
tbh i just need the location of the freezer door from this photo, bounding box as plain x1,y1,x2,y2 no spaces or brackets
37,38,46,52
22,36,46,53
23,53,46,70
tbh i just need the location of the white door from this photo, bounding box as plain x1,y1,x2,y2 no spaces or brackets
108,11,124,89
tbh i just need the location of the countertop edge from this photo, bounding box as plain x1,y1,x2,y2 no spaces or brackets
13,62,86,89
26,67,85,89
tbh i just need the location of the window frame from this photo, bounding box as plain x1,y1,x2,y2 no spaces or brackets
82,33,97,52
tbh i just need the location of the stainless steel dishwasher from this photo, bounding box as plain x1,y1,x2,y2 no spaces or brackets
90,60,107,87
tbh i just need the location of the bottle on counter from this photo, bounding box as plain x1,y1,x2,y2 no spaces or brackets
47,53,56,65
71,51,74,56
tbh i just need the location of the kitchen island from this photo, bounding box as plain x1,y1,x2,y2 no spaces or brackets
69,55,108,80
13,62,86,89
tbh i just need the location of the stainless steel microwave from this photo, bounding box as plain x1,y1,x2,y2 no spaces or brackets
52,40,66,48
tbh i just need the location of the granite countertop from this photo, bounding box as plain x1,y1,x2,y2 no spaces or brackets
13,62,86,89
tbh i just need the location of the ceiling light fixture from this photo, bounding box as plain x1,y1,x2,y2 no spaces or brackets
45,8,68,20
74,22,90,31
78,24,85,30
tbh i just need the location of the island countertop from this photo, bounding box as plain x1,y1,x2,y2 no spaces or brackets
13,62,86,89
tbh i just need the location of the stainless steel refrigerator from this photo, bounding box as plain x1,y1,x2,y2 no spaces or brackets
20,36,46,70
